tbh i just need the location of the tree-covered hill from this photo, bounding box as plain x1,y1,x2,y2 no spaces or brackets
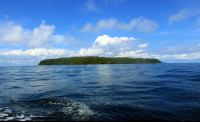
38,56,162,65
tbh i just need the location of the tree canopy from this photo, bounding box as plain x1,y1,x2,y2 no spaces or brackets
39,56,162,65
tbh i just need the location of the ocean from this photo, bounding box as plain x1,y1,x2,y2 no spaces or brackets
0,63,199,121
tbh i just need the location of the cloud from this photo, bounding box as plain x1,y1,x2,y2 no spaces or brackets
3,48,74,57
79,23,93,33
196,17,200,26
168,7,200,25
78,35,141,57
0,22,24,46
113,42,200,62
94,35,136,46
154,53,200,61
102,0,125,6
117,16,159,33
0,21,55,48
117,50,147,57
3,35,200,65
162,40,170,43
136,17,159,33
0,54,39,65
0,21,82,48
79,48,104,56
116,50,200,62
77,0,101,13
1,48,76,65
142,44,200,63
152,45,200,55
94,18,118,32
79,16,159,33
52,35,82,46
153,31,174,35
1,13,9,19
138,43,148,48
25,20,55,48
189,39,200,42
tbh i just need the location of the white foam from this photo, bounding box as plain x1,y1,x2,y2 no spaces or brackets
4,109,12,113
29,115,44,118
5,117,15,121
19,117,31,121
0,113,9,117
0,98,94,121
24,117,31,121
16,114,25,119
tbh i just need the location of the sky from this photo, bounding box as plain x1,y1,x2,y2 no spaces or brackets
1,0,200,66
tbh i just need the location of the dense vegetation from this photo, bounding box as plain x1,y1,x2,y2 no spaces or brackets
39,56,162,65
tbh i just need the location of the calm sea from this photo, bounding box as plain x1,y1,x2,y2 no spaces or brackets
0,63,200,121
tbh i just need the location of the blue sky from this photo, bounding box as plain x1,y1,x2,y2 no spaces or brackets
0,0,200,65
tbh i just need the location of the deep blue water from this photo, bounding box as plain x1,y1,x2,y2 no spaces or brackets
0,63,200,121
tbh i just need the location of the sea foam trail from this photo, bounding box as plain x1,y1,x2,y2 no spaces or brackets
0,98,94,121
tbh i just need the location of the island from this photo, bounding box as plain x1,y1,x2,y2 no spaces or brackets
38,56,162,65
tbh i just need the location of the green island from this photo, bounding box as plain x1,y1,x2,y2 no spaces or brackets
39,56,163,65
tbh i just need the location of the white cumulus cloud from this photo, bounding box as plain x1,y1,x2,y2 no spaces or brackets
78,35,140,57
0,21,81,48
94,35,137,47
0,21,55,48
25,20,55,48
0,22,24,45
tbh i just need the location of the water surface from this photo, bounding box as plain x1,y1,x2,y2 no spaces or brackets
0,63,200,121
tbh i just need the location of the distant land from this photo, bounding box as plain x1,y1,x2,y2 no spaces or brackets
38,56,163,65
